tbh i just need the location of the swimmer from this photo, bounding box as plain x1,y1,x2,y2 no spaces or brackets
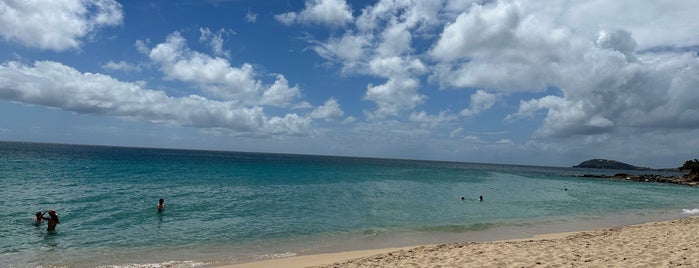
42,210,59,231
157,198,166,212
34,211,44,225
479,195,483,202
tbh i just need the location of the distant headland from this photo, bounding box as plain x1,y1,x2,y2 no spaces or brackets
573,159,699,187
573,159,676,171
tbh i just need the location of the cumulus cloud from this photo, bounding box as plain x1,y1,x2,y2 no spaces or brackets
561,0,699,50
429,0,582,91
283,0,699,155
310,98,345,121
419,0,699,141
365,77,425,118
143,31,301,107
308,0,441,117
312,31,370,73
0,0,123,51
430,1,521,62
276,0,353,28
260,75,301,107
505,33,699,138
0,61,311,136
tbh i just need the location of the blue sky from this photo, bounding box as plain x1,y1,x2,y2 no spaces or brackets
1,0,698,167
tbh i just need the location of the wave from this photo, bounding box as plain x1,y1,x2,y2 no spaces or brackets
253,251,297,260
682,208,699,214
97,260,209,268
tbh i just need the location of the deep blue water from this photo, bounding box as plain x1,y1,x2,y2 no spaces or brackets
1,141,698,267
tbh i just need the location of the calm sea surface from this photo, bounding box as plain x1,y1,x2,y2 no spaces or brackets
1,141,698,267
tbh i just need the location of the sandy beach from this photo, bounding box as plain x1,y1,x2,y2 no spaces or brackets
224,216,699,268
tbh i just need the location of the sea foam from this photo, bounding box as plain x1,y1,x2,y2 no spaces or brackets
682,208,699,214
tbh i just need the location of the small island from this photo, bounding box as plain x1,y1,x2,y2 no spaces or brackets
573,159,652,170
574,159,699,187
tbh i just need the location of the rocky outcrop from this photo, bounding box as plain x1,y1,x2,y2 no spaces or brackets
577,173,699,186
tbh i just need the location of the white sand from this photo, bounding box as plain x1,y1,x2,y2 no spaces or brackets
221,216,699,268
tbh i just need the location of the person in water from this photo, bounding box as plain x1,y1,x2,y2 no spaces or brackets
34,211,44,225
157,198,166,212
42,210,59,231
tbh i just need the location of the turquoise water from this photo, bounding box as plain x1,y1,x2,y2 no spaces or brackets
1,141,699,267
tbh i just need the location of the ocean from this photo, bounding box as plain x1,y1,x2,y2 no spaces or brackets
1,141,698,267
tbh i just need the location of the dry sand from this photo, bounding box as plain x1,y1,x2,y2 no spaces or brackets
223,216,699,268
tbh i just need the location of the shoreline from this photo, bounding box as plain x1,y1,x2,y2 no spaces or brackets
220,215,699,268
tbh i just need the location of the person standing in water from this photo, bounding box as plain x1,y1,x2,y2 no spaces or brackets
157,198,166,213
42,210,59,231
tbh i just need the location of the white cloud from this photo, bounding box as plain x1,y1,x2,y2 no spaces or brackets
368,56,426,79
496,139,514,145
102,60,141,72
561,0,699,51
245,9,258,23
376,21,413,57
430,1,521,62
428,0,583,91
309,0,441,117
423,0,699,141
0,60,312,136
134,39,151,54
507,46,699,138
312,32,370,73
449,127,464,138
596,30,637,61
310,98,345,121
460,90,499,116
409,111,457,128
143,31,301,107
260,75,301,107
365,77,425,118
199,27,232,58
0,0,123,51
463,135,483,143
342,116,357,124
296,0,699,158
276,0,353,28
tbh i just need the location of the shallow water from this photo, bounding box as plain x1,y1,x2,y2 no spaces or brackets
1,141,698,267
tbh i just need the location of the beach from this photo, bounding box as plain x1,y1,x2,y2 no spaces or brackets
225,216,699,268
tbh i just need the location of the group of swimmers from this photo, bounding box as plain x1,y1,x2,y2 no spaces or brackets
461,195,484,201
33,198,166,232
33,210,59,231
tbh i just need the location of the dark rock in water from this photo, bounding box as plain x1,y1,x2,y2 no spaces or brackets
575,173,698,187
573,159,651,170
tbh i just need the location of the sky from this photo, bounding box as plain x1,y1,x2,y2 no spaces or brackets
0,0,698,168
